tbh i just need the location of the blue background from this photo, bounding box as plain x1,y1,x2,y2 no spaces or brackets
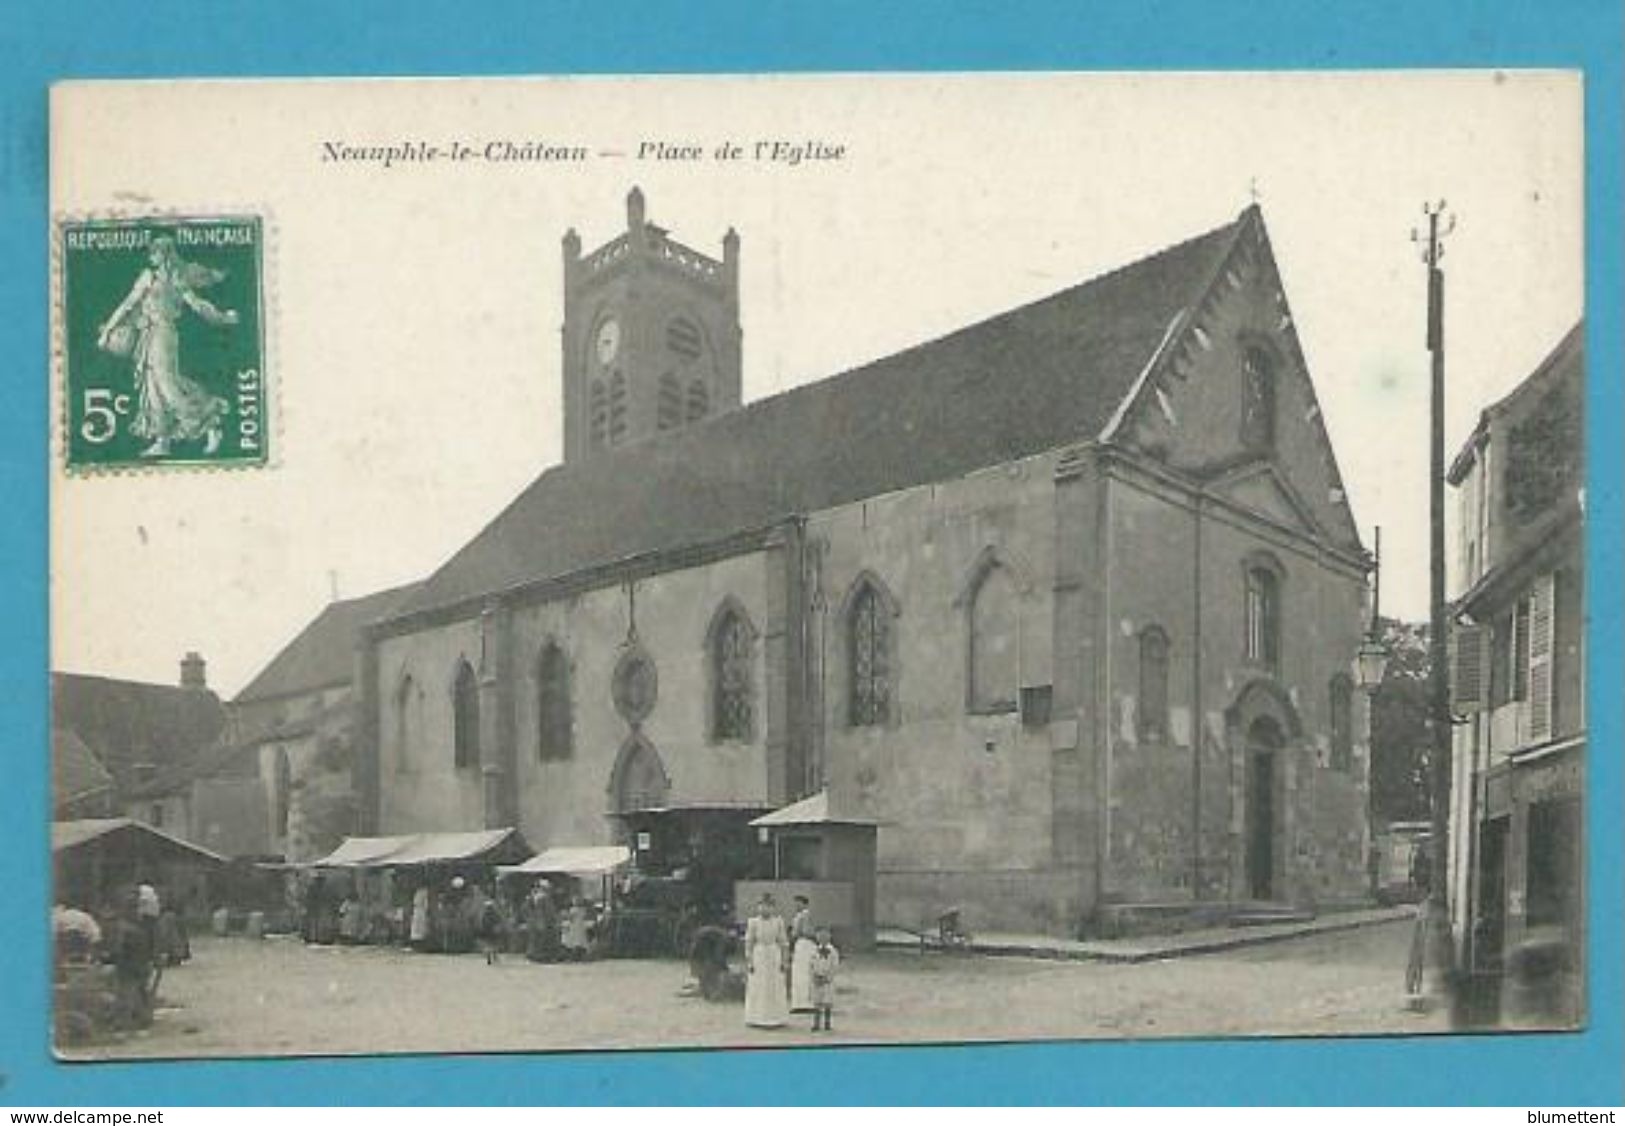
2,0,1619,1106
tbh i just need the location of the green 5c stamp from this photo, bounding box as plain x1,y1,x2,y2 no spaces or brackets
61,216,267,469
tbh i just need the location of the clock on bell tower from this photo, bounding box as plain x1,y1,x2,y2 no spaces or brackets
560,187,742,463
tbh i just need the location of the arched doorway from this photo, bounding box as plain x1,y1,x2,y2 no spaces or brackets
608,734,671,815
1244,715,1284,901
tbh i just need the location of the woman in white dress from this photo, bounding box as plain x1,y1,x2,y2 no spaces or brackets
743,894,790,1029
787,895,816,1013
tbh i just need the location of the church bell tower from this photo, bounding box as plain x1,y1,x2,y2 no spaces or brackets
561,187,742,463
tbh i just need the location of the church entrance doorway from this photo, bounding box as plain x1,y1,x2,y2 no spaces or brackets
1244,716,1283,901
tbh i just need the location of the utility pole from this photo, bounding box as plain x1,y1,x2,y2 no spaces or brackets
1413,200,1460,1020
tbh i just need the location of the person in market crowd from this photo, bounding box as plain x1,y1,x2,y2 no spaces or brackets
409,877,431,951
108,887,157,1030
442,875,474,954
787,893,817,1013
561,893,593,961
526,880,561,962
743,892,789,1029
807,926,841,1033
135,877,161,947
476,882,506,966
337,890,362,945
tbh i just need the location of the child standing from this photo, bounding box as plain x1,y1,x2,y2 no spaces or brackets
808,927,840,1032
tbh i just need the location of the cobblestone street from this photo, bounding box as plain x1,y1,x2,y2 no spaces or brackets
64,915,1448,1060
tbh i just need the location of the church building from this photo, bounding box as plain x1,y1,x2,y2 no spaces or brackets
356,189,1375,936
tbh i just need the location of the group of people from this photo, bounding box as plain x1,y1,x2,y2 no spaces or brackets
299,869,599,964
52,879,191,1033
743,893,841,1033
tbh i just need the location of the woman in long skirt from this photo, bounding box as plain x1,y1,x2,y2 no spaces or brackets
787,895,816,1013
743,894,790,1029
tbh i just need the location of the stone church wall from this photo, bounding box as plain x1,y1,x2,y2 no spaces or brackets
374,549,774,848
814,451,1068,934
1101,472,1371,908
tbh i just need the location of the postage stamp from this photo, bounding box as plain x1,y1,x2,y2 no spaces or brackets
59,215,267,470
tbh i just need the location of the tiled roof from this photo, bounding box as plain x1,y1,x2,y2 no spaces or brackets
235,582,420,703
52,672,229,794
396,210,1248,620
51,728,113,813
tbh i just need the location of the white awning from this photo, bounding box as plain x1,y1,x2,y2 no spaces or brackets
749,790,878,828
311,835,416,868
500,845,631,876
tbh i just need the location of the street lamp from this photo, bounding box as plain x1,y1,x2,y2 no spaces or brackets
1355,527,1390,695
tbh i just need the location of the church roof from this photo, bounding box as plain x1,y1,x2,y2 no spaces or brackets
394,209,1250,622
236,581,420,703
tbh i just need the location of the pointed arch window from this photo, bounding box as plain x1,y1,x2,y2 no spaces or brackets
969,563,1019,713
1329,674,1353,771
686,379,710,423
1138,626,1170,743
589,379,608,450
536,642,573,762
711,605,754,741
452,660,480,769
1244,564,1282,673
1241,345,1276,453
657,373,683,431
608,370,629,446
394,674,417,771
848,579,894,727
273,746,292,839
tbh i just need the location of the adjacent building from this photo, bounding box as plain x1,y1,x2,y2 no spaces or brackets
354,191,1377,937
1447,323,1584,1011
51,657,229,831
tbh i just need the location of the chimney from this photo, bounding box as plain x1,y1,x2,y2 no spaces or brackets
180,651,207,690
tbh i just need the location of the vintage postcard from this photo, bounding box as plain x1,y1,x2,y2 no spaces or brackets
47,72,1584,1060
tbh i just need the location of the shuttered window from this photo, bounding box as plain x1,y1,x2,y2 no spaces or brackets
1527,573,1556,742
1449,623,1489,713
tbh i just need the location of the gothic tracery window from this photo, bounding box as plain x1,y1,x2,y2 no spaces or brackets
849,581,892,727
712,606,753,741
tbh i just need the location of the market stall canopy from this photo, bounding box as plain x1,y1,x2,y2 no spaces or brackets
52,817,227,866
500,845,631,876
749,790,879,828
311,834,417,868
314,827,532,869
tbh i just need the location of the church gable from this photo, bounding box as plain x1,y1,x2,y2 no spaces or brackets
1209,464,1323,538
1109,207,1361,553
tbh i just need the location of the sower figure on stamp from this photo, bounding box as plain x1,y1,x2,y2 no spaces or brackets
97,236,237,457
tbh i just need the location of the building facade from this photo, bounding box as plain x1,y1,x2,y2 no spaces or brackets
1447,323,1584,1010
358,192,1375,935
